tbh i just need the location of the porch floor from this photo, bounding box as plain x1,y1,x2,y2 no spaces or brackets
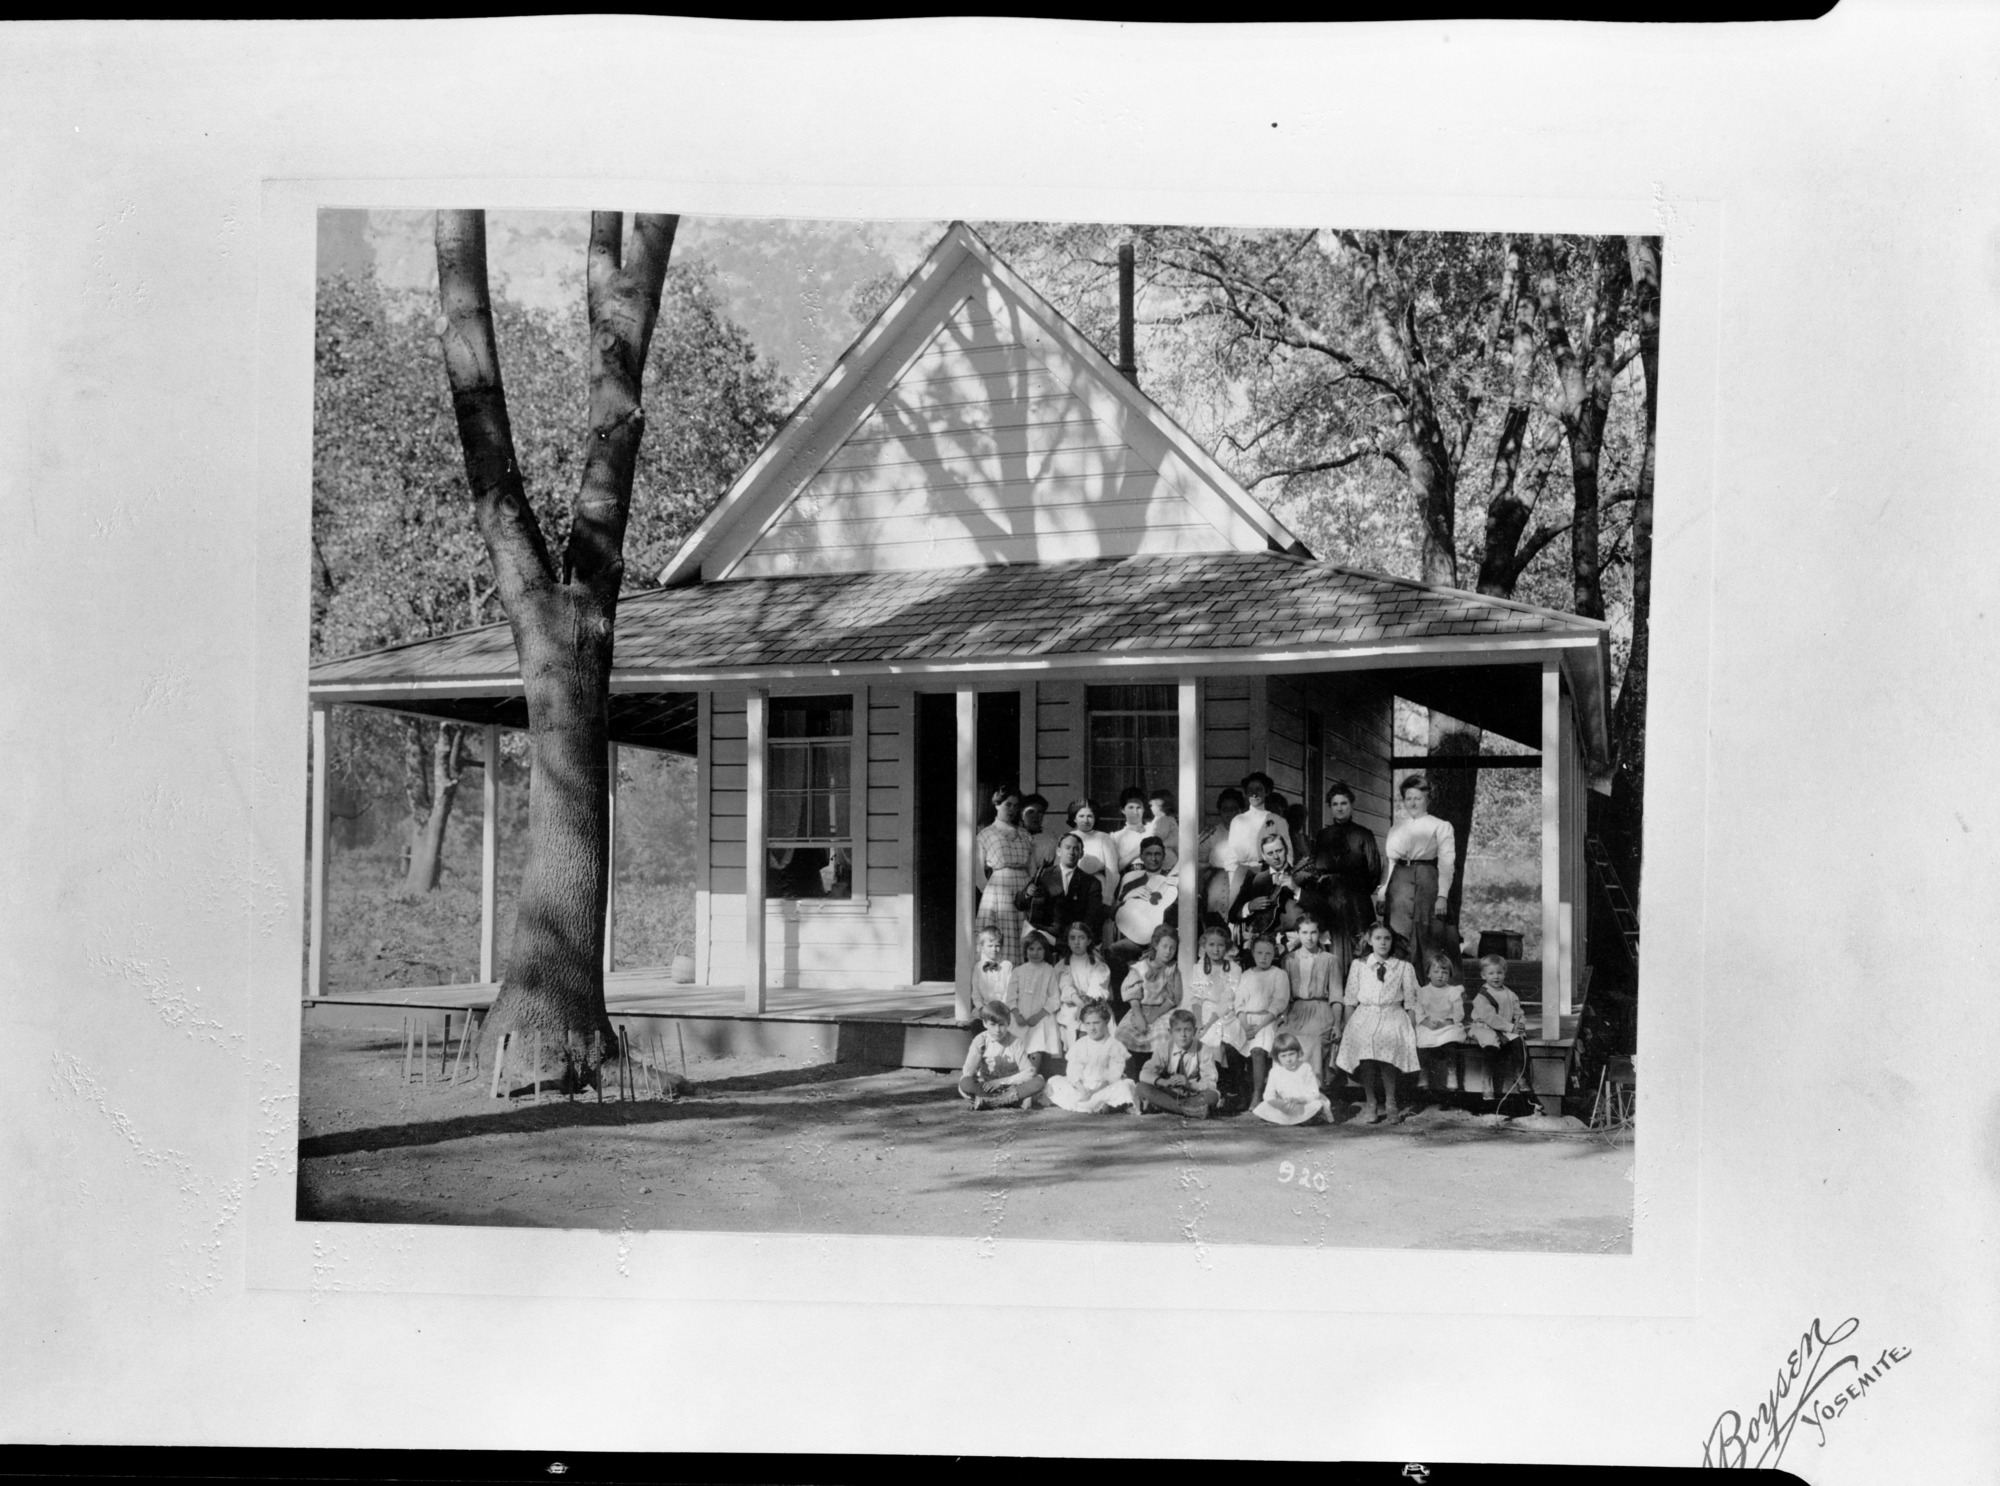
309,966,963,1023
307,961,1577,1036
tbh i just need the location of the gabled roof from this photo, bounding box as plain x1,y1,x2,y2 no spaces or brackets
311,551,1612,772
657,221,1309,586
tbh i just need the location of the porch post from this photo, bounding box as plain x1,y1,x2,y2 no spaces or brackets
603,740,619,978
1177,677,1200,986
307,702,330,1000
744,688,768,1013
1540,660,1561,1040
954,688,978,1023
479,724,499,984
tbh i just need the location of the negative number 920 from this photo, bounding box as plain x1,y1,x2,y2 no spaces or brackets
1277,1161,1328,1191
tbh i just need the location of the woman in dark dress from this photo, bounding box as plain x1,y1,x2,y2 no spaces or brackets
1297,779,1382,989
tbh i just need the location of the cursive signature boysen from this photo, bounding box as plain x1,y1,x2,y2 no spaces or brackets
1700,1316,1913,1468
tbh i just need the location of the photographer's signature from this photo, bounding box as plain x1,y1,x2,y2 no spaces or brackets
1701,1315,1912,1468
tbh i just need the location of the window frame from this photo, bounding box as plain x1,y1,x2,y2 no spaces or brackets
763,691,867,909
1083,683,1179,811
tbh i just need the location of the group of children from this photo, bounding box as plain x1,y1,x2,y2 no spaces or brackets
956,914,1531,1126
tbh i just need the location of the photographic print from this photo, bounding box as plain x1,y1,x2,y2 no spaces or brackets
298,208,1656,1252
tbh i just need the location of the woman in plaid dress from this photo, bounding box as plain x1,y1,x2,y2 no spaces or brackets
976,783,1035,963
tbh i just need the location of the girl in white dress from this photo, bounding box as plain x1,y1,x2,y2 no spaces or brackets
1251,1033,1334,1125
1412,952,1469,1108
1183,926,1241,1047
1184,925,1247,1109
1064,798,1123,908
1046,1000,1136,1112
1234,932,1293,1108
1336,922,1422,1124
1012,928,1064,1074
1115,924,1183,1074
1055,921,1113,1051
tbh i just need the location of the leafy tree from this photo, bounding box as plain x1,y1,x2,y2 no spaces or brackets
977,222,1655,922
313,246,783,898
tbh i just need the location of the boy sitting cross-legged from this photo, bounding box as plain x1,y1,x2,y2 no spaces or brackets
1132,1008,1222,1119
957,1000,1047,1111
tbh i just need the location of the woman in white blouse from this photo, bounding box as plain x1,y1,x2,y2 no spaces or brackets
1063,798,1123,907
1373,774,1457,972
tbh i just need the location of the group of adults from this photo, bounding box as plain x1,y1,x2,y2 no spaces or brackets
972,770,1460,1003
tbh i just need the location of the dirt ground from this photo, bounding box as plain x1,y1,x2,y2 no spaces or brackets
296,1025,1633,1251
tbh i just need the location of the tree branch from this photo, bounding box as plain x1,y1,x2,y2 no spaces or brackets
567,211,678,596
435,210,558,608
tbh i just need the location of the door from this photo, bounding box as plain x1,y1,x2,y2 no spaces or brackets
914,691,1021,982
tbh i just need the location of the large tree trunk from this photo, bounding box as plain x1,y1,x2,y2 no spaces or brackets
1425,710,1481,939
401,721,466,896
1606,235,1661,897
1348,232,1459,587
1531,236,1630,622
436,208,675,1089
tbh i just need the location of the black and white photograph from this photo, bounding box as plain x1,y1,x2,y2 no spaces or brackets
298,209,1653,1249
7,11,1998,1477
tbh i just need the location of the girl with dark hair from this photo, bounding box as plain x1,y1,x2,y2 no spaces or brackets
1337,921,1422,1124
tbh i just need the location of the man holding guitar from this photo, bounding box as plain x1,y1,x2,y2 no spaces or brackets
1102,834,1179,1008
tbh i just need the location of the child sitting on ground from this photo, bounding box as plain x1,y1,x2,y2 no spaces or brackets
1046,999,1136,1112
1251,1032,1333,1125
1012,927,1064,1075
1115,924,1184,1076
957,1000,1046,1110
1055,921,1112,1050
1467,953,1528,1107
1412,952,1469,1108
1234,932,1293,1107
1133,1009,1220,1119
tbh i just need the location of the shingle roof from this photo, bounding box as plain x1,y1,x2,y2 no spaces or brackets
310,552,1605,691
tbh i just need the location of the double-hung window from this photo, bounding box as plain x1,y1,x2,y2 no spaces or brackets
1085,684,1177,808
766,695,853,900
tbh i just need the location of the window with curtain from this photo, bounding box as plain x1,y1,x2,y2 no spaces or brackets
1085,684,1177,809
767,695,853,900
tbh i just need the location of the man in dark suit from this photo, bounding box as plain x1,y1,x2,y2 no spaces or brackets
1018,830,1106,942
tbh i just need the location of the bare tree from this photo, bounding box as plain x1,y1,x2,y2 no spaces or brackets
435,209,677,1086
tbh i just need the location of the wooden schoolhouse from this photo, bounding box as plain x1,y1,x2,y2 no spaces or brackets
307,221,1612,1076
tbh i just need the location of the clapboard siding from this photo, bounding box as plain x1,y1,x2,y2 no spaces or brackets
1203,673,1254,821
753,481,1201,552
1265,676,1308,804
709,693,747,886
868,689,906,876
1036,680,1082,804
705,893,916,991
732,523,1223,578
735,292,1237,579
1312,673,1394,840
804,424,1136,482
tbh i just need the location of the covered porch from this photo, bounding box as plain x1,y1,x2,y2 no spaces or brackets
307,553,1611,1080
